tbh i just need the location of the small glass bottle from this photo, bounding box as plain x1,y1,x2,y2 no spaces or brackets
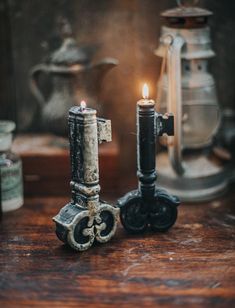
0,121,23,212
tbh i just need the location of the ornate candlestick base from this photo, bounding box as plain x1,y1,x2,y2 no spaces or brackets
118,98,180,234
118,188,179,234
54,199,119,251
53,105,119,251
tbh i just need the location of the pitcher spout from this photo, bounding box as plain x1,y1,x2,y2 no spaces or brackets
89,58,118,84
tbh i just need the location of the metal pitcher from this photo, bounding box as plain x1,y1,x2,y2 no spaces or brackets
29,22,118,135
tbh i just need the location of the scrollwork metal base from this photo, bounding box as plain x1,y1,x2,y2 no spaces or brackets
53,201,119,251
118,188,179,234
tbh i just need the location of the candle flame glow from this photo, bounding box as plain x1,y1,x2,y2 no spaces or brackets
142,83,149,99
80,100,87,110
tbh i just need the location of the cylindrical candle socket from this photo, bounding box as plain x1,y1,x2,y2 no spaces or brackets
137,97,157,200
53,101,119,251
69,104,100,205
118,84,180,234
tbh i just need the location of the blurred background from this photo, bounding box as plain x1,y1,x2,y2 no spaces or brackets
0,0,235,195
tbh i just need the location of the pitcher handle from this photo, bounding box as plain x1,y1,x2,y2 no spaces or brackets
164,34,185,175
29,64,48,108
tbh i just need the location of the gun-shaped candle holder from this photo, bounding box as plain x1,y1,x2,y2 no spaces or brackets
118,85,180,234
53,102,119,251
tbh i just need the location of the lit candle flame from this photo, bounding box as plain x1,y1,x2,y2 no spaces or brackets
142,83,149,99
80,100,87,111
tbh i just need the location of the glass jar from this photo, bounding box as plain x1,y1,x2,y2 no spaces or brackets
0,121,23,212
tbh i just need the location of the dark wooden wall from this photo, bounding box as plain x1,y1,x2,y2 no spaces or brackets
205,0,235,111
0,0,235,175
0,0,16,122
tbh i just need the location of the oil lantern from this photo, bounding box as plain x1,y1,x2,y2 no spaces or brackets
155,0,230,201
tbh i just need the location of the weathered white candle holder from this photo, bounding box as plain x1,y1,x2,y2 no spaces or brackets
53,104,119,251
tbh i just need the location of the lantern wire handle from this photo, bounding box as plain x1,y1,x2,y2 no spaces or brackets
157,35,173,106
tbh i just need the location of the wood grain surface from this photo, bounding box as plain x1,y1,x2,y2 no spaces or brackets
0,191,235,307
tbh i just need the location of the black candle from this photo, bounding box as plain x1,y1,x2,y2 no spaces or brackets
137,84,157,201
118,84,180,234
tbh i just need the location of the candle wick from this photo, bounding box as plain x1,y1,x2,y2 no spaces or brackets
80,100,87,111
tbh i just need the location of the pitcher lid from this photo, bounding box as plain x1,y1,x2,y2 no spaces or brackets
50,19,89,65
51,38,89,65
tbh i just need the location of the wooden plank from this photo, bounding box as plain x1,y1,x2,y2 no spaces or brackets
0,192,234,307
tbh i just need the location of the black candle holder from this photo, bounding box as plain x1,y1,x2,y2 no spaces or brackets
53,105,119,251
118,99,180,233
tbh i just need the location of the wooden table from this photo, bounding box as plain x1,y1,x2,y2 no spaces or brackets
0,192,235,307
